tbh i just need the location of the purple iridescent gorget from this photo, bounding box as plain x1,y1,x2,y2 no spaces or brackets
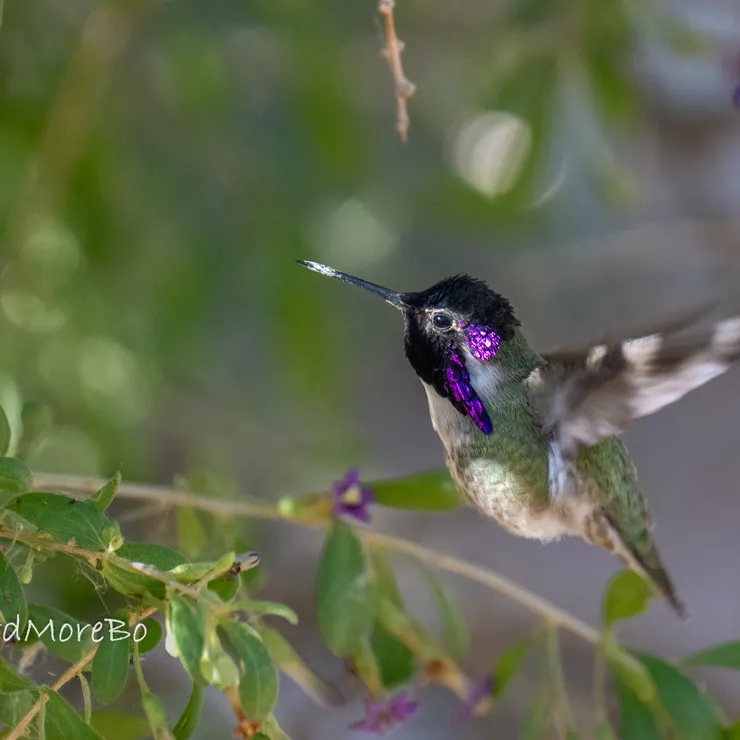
442,323,500,434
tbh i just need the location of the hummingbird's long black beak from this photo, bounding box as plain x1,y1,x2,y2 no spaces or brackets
298,261,405,310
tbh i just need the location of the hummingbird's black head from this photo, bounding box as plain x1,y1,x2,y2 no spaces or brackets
298,262,520,434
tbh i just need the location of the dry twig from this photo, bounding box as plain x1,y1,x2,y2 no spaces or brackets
377,0,416,142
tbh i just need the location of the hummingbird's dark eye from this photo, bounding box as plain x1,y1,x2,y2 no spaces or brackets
432,313,453,330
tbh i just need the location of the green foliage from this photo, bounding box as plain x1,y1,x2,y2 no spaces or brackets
637,652,723,739
89,711,151,740
44,690,106,740
316,519,373,657
0,457,32,501
683,641,740,670
368,470,463,511
603,571,653,628
91,610,131,704
172,683,203,740
8,492,122,550
493,632,537,699
89,470,121,512
370,623,416,690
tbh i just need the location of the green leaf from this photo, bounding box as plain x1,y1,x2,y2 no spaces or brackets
351,637,383,696
89,470,121,512
609,651,657,705
724,723,740,740
23,604,93,664
0,656,35,692
0,456,32,499
172,682,203,740
261,715,292,740
259,625,343,708
44,690,106,740
7,492,122,550
422,569,469,661
0,406,10,457
135,617,163,654
168,595,206,685
603,571,653,627
168,551,235,583
89,711,151,740
207,573,240,602
200,623,239,690
637,652,722,740
370,623,415,690
232,599,298,625
368,470,462,511
493,633,536,699
176,507,207,559
683,641,740,670
223,620,279,721
0,688,39,727
316,519,372,656
370,550,404,609
92,610,131,704
133,643,174,740
104,543,188,598
615,672,662,740
0,550,26,632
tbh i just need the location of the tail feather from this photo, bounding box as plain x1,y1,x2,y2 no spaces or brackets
603,512,689,620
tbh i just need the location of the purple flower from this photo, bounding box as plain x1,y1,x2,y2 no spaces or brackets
457,676,494,721
333,468,375,523
350,694,419,735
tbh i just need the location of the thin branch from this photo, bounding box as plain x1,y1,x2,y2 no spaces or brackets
378,0,416,142
5,607,157,740
31,473,601,645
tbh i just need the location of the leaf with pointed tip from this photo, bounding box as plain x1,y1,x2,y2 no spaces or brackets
89,711,151,740
368,470,462,511
92,610,131,704
44,690,106,740
370,623,415,690
7,492,122,550
222,620,279,722
169,595,206,685
0,550,26,632
176,507,206,559
603,571,653,628
493,633,536,699
0,456,32,500
421,568,469,661
89,470,121,512
232,599,297,625
259,625,343,707
200,625,239,690
172,682,203,740
683,641,740,670
615,672,662,740
637,652,722,740
351,637,383,696
316,519,372,657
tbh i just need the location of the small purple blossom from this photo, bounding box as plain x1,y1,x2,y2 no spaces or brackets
350,694,419,735
332,468,375,523
457,676,494,721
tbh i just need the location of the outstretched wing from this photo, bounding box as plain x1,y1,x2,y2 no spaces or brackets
528,312,740,499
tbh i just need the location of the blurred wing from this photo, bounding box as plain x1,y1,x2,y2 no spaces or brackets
528,315,740,499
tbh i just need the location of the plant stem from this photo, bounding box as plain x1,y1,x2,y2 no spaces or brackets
31,473,602,645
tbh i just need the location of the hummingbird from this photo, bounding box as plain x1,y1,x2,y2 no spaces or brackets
298,260,740,619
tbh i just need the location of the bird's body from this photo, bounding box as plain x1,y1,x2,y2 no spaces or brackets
299,260,740,618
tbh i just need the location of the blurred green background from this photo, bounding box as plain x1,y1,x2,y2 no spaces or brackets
3,0,740,737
